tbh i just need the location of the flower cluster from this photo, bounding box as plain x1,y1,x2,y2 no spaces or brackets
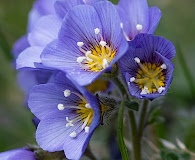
1,0,176,159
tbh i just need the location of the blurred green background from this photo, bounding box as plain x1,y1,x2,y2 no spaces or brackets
0,0,194,158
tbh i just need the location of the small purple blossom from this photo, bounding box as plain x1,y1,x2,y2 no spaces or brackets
119,34,176,99
0,148,36,160
41,1,128,86
28,72,100,160
117,0,162,40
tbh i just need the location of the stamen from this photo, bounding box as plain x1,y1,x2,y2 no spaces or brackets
140,86,149,95
102,59,109,69
136,24,143,31
66,117,74,127
85,51,92,57
81,112,91,130
77,56,86,63
57,103,65,110
99,41,107,47
120,22,130,41
85,103,91,108
133,62,166,94
85,126,90,133
94,28,100,34
69,131,77,138
77,42,84,47
76,28,116,72
134,57,141,63
130,77,135,82
161,64,167,69
64,89,71,97
120,23,124,29
158,86,165,93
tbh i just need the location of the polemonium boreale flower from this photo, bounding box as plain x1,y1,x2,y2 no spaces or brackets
0,148,36,160
41,1,128,86
119,34,176,100
28,72,100,160
117,0,162,41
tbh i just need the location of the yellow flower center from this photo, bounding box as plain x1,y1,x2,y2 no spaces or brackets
76,101,94,126
131,58,167,94
76,28,116,72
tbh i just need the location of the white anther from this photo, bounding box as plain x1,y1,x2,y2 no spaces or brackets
140,86,149,95
77,56,86,63
130,77,135,82
94,28,100,34
69,131,77,138
136,24,143,31
77,42,84,47
161,64,167,69
66,117,74,127
120,23,124,29
57,103,65,110
102,59,109,68
85,126,90,133
85,103,91,108
158,86,165,93
64,89,71,97
85,51,91,57
134,57,140,63
99,41,107,47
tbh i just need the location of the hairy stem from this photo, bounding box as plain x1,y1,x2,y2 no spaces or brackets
117,100,129,160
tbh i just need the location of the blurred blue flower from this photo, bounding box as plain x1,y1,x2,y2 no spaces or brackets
28,72,100,160
117,0,161,40
0,148,36,160
119,34,176,99
41,1,128,86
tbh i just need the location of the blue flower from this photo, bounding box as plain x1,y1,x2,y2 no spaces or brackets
0,148,36,160
119,34,176,99
16,0,104,69
28,72,100,160
117,0,162,40
41,1,128,86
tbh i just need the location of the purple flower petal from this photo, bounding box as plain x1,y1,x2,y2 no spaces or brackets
0,149,36,160
148,6,162,34
117,0,149,39
133,34,176,60
16,46,43,69
54,0,84,19
28,15,61,47
12,35,29,58
28,0,56,31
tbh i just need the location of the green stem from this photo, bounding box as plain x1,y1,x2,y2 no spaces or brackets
177,44,195,99
128,99,149,160
112,77,128,98
129,110,141,160
117,100,129,160
138,99,149,137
